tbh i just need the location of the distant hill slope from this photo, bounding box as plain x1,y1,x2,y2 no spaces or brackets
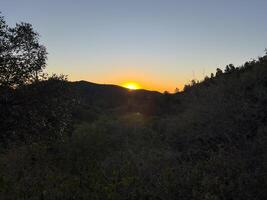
69,81,163,117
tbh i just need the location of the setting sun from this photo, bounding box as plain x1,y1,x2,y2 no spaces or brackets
122,82,141,90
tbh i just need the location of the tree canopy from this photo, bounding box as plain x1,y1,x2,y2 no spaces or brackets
0,14,47,88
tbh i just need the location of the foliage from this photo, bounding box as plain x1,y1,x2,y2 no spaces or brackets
0,14,47,88
0,13,267,200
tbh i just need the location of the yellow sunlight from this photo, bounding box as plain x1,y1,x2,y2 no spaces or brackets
122,82,141,90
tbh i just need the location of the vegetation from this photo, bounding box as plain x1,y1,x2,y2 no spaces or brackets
0,14,266,199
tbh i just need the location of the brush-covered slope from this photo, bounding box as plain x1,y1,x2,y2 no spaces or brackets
1,55,267,200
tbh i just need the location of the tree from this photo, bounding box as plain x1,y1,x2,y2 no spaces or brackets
0,14,72,146
210,73,214,78
224,64,235,73
0,14,47,88
215,68,223,77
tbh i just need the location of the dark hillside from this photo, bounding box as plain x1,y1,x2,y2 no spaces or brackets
1,55,267,199
1,13,266,200
70,81,163,121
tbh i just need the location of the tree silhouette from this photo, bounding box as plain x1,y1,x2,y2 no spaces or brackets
0,15,47,88
224,64,235,73
215,68,223,77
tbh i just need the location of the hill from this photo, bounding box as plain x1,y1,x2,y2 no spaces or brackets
0,55,267,199
69,81,163,121
70,80,161,107
1,14,266,199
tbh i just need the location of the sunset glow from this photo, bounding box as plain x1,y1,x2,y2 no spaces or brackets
4,0,267,93
122,82,141,90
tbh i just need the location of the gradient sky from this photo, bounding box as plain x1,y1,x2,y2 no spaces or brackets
1,0,267,92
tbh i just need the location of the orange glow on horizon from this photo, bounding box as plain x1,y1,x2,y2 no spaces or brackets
68,72,184,93
122,82,141,90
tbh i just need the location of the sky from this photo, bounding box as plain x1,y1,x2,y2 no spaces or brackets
1,0,267,92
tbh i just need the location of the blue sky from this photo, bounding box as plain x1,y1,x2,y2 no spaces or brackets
1,0,267,91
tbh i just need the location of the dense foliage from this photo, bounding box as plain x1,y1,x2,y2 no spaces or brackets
0,15,47,88
0,15,266,199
